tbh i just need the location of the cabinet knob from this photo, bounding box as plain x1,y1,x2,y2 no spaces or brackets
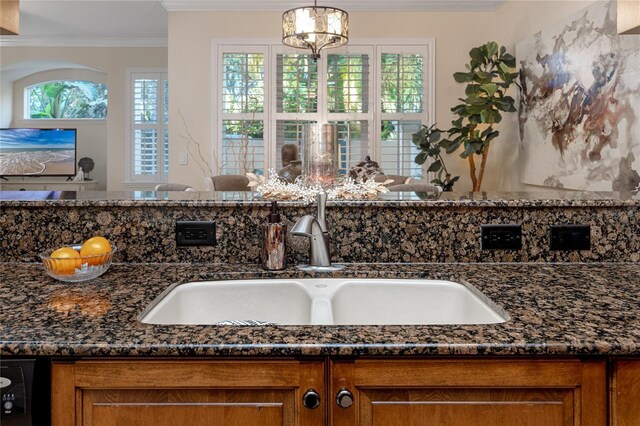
302,388,321,409
335,388,354,408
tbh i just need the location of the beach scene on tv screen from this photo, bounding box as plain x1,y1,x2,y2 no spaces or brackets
0,129,76,176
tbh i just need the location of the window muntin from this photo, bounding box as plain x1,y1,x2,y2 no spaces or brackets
26,80,107,119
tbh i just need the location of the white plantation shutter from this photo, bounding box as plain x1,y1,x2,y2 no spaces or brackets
380,53,423,114
378,48,429,178
330,120,370,175
379,120,422,176
129,72,168,182
222,53,264,114
325,52,372,174
273,52,319,170
276,54,318,113
275,119,315,169
220,52,265,175
221,120,265,175
327,54,369,113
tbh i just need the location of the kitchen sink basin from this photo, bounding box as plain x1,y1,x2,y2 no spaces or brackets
139,279,509,326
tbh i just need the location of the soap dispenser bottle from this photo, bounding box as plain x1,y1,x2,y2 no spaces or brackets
262,201,287,270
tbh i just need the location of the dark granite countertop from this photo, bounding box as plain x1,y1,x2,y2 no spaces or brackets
1,262,638,357
1,190,639,208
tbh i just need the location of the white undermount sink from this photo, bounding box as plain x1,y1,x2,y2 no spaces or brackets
139,279,509,326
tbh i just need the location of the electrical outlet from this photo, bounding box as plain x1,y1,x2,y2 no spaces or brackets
481,224,522,250
550,225,590,251
176,221,216,246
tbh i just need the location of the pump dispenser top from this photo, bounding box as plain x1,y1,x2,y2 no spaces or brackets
268,201,281,223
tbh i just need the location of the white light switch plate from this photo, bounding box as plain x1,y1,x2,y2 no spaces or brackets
179,151,188,165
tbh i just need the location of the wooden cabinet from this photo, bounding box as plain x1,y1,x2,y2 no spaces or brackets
611,360,640,426
52,359,324,426
330,359,606,426
52,358,609,426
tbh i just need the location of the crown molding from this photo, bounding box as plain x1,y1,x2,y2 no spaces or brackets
161,0,504,12
0,36,168,48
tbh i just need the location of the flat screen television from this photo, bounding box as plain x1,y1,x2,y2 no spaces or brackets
0,128,77,177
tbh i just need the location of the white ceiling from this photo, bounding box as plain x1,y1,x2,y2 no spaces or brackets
161,0,505,12
9,1,168,45
4,0,507,47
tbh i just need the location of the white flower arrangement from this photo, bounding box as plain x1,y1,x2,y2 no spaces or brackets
247,170,392,203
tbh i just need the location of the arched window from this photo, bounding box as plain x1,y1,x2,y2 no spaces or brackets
25,80,108,119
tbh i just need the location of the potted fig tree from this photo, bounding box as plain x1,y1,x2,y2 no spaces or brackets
443,41,519,192
415,42,519,192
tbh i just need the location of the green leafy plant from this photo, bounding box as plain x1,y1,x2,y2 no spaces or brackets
29,81,107,119
440,41,519,192
413,124,460,191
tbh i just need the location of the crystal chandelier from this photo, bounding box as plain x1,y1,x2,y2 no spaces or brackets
282,0,349,60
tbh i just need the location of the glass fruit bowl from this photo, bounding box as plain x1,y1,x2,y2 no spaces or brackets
40,245,117,283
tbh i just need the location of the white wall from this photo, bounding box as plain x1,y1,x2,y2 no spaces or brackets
0,46,168,190
0,79,12,127
168,2,598,191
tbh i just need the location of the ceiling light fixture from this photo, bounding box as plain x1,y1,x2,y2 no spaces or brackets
282,0,349,60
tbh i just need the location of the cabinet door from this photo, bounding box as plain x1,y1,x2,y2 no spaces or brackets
330,359,606,426
611,360,640,426
52,360,324,426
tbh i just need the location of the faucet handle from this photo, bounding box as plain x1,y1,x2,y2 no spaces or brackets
316,192,327,233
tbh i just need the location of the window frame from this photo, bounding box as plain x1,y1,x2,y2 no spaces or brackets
124,68,169,184
212,38,435,177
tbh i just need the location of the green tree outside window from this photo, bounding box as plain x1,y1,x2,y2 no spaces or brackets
27,80,108,119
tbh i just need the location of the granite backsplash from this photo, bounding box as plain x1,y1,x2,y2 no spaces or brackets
1,194,638,263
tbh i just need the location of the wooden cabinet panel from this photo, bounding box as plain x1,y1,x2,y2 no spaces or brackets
330,359,606,426
52,360,324,426
85,389,285,426
611,360,640,426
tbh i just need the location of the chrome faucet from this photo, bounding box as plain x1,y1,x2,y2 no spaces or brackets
291,192,344,272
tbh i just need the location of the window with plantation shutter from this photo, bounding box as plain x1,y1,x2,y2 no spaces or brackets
214,41,432,180
128,71,168,183
220,51,266,175
378,47,430,178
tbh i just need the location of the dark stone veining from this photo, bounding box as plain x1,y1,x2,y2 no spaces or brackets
1,262,638,357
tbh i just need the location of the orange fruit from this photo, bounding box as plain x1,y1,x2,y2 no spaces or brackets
50,247,81,275
80,236,112,266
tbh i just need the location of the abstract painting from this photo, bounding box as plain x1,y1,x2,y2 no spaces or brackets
518,0,640,191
